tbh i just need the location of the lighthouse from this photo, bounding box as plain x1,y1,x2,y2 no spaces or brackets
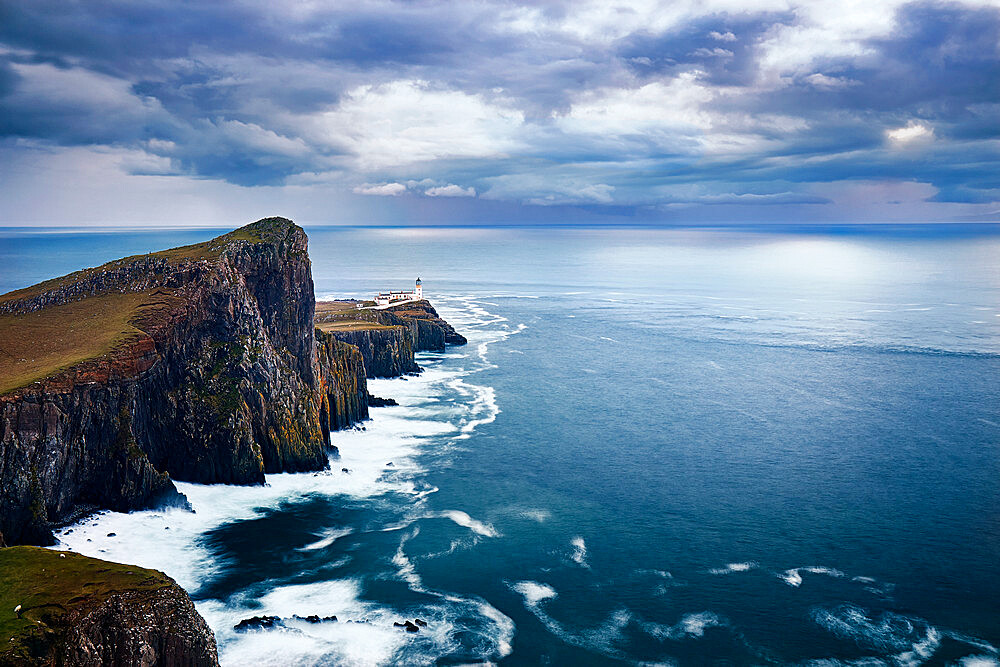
415,277,423,299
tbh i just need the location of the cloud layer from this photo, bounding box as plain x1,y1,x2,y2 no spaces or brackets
0,0,998,224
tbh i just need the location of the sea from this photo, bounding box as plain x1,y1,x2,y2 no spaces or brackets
2,224,999,666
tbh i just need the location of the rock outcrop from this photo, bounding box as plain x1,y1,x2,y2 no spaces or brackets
0,546,218,667
315,299,466,378
384,300,468,350
327,326,420,378
0,218,367,545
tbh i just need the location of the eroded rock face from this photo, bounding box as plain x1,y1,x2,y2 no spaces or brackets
0,218,367,545
320,300,467,379
385,300,468,349
329,327,421,378
58,585,219,667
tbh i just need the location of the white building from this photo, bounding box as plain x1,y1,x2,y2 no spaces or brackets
374,278,422,306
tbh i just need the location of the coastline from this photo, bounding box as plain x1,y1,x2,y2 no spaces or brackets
49,295,523,665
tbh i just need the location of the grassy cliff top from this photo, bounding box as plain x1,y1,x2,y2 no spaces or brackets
0,546,173,662
0,289,180,396
314,301,397,332
316,321,395,332
0,218,300,395
0,217,301,308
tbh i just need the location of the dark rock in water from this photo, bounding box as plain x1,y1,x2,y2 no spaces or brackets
414,618,428,627
368,395,399,407
293,614,322,624
233,615,283,632
323,615,338,622
106,533,116,537
394,620,420,632
341,468,350,473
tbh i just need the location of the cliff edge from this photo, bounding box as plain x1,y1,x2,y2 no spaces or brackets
0,546,218,666
0,218,367,545
315,299,467,378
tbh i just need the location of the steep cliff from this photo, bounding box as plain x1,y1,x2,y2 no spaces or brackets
315,331,370,430
0,546,218,666
314,299,466,378
0,218,367,545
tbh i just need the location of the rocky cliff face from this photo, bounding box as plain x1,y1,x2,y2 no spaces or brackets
0,546,218,667
385,300,468,350
0,218,367,545
315,299,466,379
315,331,370,431
328,327,421,378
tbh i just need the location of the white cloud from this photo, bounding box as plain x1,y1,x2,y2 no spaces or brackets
709,30,738,42
483,172,617,205
425,184,476,197
886,121,934,145
803,73,858,89
216,119,309,156
306,80,525,169
559,72,714,136
6,61,163,127
691,47,734,58
352,182,408,196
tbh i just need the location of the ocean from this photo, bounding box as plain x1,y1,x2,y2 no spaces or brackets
2,224,999,665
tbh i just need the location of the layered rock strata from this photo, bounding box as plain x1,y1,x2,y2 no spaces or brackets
315,299,467,378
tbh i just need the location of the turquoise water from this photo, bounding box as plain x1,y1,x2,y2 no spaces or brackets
4,225,999,665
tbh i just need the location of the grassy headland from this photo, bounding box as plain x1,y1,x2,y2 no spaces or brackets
0,546,172,662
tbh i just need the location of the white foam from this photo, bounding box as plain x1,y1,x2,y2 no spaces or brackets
642,612,724,641
393,527,424,590
299,527,354,551
513,508,551,523
512,581,557,606
708,562,757,575
434,510,499,538
958,658,1000,667
780,569,803,587
570,536,589,568
780,566,845,587
49,295,522,666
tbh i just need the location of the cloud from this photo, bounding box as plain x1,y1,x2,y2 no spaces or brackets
353,182,408,196
0,0,997,223
306,79,525,169
886,121,934,145
709,30,737,42
425,184,476,197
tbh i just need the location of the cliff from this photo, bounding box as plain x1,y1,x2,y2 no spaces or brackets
0,218,367,545
0,546,218,666
384,300,468,350
315,299,466,378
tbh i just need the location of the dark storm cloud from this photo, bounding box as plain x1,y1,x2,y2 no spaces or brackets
0,0,997,214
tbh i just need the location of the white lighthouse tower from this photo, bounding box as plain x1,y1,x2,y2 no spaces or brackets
415,277,423,299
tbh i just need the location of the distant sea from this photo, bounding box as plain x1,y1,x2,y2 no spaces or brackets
3,224,999,665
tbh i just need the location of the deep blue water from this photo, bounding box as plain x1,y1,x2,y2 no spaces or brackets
4,225,999,665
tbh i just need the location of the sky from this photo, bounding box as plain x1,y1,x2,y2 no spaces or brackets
0,0,998,227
